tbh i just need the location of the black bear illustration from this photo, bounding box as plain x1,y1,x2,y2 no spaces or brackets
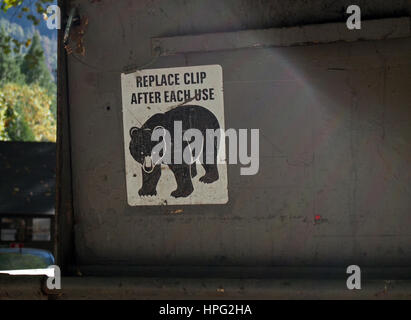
129,105,220,198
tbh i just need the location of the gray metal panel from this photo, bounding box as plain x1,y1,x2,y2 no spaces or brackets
4,274,411,299
153,17,411,55
66,0,411,270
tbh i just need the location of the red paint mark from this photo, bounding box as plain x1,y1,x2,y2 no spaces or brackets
10,243,24,248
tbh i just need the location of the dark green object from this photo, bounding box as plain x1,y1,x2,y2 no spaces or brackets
0,253,48,270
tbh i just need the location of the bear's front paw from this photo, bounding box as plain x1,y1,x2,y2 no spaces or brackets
171,187,193,198
138,188,157,197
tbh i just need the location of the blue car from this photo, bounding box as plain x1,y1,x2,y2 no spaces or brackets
0,247,55,270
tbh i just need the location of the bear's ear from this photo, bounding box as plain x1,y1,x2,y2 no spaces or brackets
129,127,141,137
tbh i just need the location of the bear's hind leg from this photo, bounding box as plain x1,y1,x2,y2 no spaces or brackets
190,145,197,178
200,138,219,184
199,164,219,184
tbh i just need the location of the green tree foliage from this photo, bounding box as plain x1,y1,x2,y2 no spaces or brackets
0,83,56,142
0,0,56,141
1,0,54,53
0,17,57,82
1,0,54,31
0,28,24,84
21,32,55,93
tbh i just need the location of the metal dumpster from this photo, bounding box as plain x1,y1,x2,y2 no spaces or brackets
55,0,411,298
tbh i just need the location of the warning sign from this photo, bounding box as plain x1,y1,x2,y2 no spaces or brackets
121,65,228,206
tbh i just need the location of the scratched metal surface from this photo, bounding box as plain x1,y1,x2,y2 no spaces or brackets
66,0,411,269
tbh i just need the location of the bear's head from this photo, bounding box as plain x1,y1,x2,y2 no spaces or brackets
129,126,167,172
129,127,155,171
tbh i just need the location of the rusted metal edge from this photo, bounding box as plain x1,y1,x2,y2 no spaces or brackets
67,265,411,281
152,17,411,56
56,0,76,273
1,275,411,300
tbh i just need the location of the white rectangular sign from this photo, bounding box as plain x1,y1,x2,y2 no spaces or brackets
121,65,228,206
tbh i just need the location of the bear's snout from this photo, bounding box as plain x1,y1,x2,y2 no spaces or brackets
143,156,153,171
